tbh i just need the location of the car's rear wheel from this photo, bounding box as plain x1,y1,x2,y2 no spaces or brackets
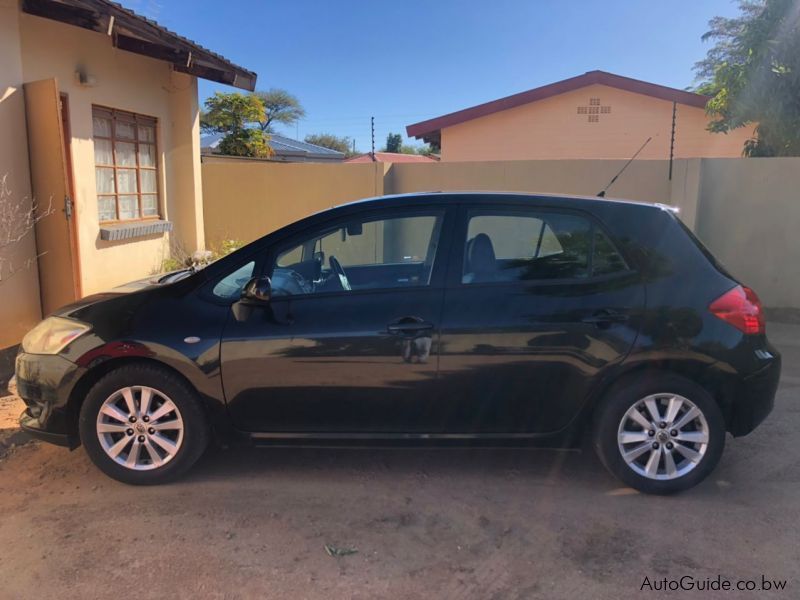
79,364,209,485
593,373,725,494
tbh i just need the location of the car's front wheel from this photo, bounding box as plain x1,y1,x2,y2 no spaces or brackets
593,373,726,494
79,364,209,485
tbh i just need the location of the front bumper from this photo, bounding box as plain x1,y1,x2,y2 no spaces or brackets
13,351,84,449
728,350,782,437
19,412,73,447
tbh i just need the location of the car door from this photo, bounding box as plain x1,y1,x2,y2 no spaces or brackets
219,205,454,433
437,202,644,434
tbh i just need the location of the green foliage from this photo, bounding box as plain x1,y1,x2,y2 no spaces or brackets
203,92,264,132
304,133,354,155
384,133,402,153
416,144,438,157
217,128,272,158
161,239,244,273
695,0,800,156
202,92,272,158
254,88,306,132
160,255,186,273
216,239,244,256
383,133,437,156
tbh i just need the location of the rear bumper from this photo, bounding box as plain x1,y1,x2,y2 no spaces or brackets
728,351,781,437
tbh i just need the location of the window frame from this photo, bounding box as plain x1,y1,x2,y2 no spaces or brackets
92,105,160,224
450,204,633,288
264,206,453,301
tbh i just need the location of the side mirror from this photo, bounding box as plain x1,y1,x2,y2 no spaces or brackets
241,276,272,304
346,222,363,236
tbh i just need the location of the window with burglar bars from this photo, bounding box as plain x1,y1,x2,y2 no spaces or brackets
92,107,159,222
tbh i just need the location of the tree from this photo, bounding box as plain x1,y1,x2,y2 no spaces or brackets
383,133,438,156
695,0,800,156
253,88,306,132
384,133,402,153
416,143,439,157
304,133,354,155
202,92,273,158
217,129,272,158
203,92,263,132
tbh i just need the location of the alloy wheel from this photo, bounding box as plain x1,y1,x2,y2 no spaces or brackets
617,393,709,480
96,386,185,470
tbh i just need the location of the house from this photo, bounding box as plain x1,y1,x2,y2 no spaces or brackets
406,70,753,162
0,0,256,350
345,152,438,163
201,133,345,162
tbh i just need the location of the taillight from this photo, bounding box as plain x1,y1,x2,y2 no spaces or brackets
709,285,765,335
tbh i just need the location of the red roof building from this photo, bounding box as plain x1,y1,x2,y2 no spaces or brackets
345,152,438,163
406,70,752,161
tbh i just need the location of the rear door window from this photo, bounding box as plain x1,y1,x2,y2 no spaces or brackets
462,209,627,283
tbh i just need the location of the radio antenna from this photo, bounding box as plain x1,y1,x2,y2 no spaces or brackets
597,136,652,197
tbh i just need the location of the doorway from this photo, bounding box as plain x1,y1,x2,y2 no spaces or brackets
23,78,81,315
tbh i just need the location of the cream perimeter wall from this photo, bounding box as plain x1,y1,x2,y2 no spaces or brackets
440,84,754,162
203,156,800,308
694,158,800,309
18,12,204,295
202,157,385,246
203,157,680,247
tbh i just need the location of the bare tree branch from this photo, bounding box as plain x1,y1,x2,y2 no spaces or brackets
0,173,54,284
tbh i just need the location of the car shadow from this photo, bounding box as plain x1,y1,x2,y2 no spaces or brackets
183,442,618,493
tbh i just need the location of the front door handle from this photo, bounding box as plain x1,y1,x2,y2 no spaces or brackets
387,319,434,336
582,310,629,327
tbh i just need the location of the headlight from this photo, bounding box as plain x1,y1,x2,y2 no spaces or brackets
22,317,91,355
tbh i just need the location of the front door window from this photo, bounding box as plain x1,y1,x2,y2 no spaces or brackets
271,212,444,296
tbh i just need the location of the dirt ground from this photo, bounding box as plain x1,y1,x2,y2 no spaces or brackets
0,325,798,600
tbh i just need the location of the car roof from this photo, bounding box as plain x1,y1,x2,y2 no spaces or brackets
324,191,673,215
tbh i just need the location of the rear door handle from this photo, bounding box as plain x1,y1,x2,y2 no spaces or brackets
387,320,434,335
582,310,629,326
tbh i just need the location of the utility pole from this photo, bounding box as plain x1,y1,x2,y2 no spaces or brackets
352,138,356,155
668,101,677,180
370,116,375,161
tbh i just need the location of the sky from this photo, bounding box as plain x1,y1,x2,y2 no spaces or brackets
122,0,741,153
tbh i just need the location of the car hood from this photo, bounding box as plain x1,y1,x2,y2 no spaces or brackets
115,268,195,292
54,291,129,317
53,269,195,317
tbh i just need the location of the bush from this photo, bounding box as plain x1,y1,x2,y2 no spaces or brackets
159,239,244,274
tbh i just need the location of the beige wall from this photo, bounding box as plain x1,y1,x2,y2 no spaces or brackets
440,84,753,162
202,159,680,248
18,13,204,294
386,158,673,205
0,0,43,348
695,158,800,307
203,156,800,309
202,157,384,245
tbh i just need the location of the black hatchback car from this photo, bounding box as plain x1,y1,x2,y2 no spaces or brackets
15,193,780,494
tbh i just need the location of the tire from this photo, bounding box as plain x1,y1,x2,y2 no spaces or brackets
592,373,725,495
78,363,209,485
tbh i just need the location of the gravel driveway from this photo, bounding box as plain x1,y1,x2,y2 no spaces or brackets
0,324,798,599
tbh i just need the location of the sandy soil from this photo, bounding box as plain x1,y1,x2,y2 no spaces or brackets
0,326,798,599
